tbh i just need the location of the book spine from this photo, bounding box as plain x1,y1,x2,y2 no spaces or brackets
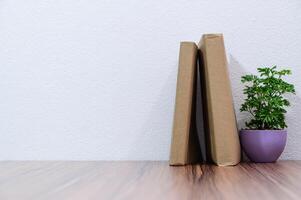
199,34,241,166
169,42,199,165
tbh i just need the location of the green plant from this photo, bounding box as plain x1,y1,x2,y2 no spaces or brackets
240,66,295,130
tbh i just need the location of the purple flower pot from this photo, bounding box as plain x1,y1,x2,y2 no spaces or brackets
240,130,287,163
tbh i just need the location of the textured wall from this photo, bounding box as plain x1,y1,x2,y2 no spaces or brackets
0,0,300,160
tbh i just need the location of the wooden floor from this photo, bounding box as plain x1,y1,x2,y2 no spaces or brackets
0,161,301,200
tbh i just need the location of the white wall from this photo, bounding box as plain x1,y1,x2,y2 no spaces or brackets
0,0,300,160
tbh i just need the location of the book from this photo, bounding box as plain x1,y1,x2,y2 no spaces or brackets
169,42,202,166
198,34,241,166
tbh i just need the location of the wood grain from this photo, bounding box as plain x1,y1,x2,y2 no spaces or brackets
0,161,301,200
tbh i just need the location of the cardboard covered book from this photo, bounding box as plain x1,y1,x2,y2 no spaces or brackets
169,42,202,165
198,34,241,166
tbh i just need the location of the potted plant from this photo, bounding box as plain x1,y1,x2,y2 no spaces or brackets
240,66,295,162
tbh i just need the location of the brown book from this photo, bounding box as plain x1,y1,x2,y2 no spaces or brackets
169,42,202,166
198,34,241,166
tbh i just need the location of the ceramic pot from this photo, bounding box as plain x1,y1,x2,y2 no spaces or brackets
240,130,287,163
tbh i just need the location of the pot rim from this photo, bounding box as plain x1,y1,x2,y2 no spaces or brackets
240,129,287,133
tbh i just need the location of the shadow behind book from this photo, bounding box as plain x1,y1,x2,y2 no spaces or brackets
196,50,212,163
